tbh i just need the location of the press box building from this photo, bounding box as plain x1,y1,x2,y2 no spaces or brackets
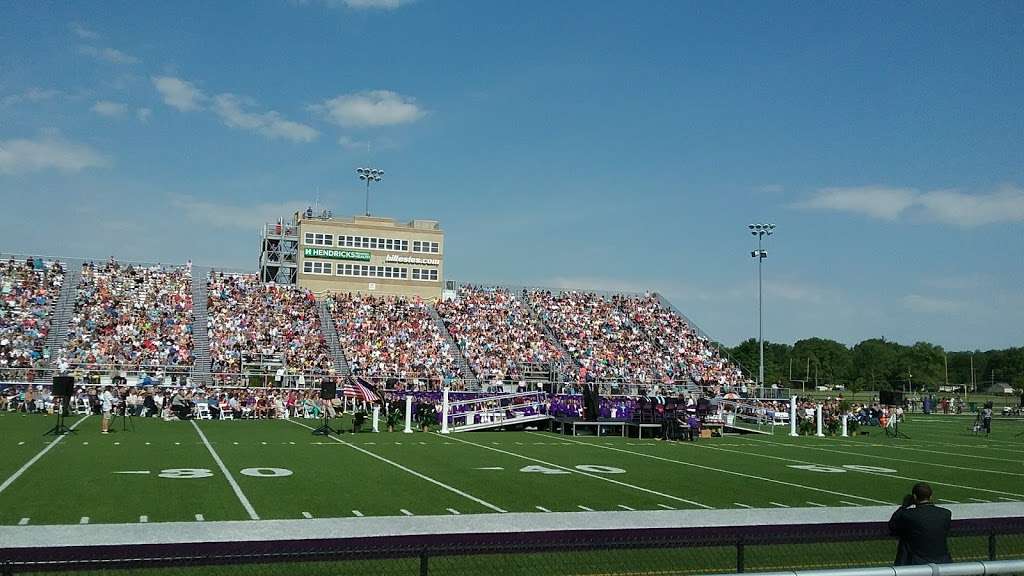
259,211,444,300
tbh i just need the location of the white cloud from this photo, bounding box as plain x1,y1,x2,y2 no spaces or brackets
1,88,63,107
311,90,425,127
903,294,966,315
294,0,412,9
91,100,128,117
71,23,101,40
0,133,108,174
152,76,205,111
212,94,319,143
797,184,1024,228
342,0,411,8
172,196,308,230
136,107,152,123
917,186,1024,228
80,45,139,65
798,186,916,220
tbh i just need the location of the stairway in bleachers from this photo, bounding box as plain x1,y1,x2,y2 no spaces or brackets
43,263,80,368
652,292,736,395
190,266,213,386
317,299,351,378
426,304,480,390
515,290,579,374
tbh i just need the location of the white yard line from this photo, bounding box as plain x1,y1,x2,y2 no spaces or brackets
447,508,461,515
195,514,205,522
289,420,506,514
139,516,148,523
536,506,552,512
302,512,313,519
191,421,260,520
840,501,862,507
969,498,991,503
351,510,364,517
733,503,753,509
822,437,1020,463
17,518,29,526
0,415,89,496
999,497,1018,502
540,433,890,505
618,505,635,511
400,509,414,516
447,433,712,509
695,441,1024,500
577,505,595,512
743,437,1024,477
769,502,790,508
79,517,90,524
806,502,827,507
939,498,960,504
658,504,675,510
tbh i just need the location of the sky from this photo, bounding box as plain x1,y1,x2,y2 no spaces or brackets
1,1,1022,351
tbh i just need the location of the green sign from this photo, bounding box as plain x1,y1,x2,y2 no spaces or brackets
303,247,371,261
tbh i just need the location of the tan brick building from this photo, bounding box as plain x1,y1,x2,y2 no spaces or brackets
295,213,444,300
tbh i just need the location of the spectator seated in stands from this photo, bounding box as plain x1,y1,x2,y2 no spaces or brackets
0,258,63,374
59,259,194,371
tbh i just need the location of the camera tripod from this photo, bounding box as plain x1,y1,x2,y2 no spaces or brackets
119,397,135,432
885,416,910,440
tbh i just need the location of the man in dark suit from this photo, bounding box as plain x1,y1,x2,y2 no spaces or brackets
889,483,952,565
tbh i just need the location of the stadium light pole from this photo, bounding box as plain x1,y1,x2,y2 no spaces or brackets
356,167,384,216
749,223,775,388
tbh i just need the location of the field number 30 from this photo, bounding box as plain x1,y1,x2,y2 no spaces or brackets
157,468,293,479
520,465,626,475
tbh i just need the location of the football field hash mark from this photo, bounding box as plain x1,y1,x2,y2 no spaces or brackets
0,415,88,497
302,512,313,519
18,518,29,526
191,421,260,520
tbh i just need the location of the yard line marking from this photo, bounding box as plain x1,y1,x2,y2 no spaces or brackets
999,497,1018,502
658,504,675,510
0,415,88,497
969,498,991,503
733,503,753,509
18,518,29,526
195,514,205,522
577,505,595,512
17,442,24,446
175,442,180,446
352,510,364,517
191,421,259,520
536,506,552,512
79,517,90,524
701,440,1024,500
939,499,960,504
822,437,1021,463
537,432,889,505
618,504,635,511
289,420,507,514
743,437,1024,477
233,442,239,445
114,442,120,446
145,442,151,445
114,471,151,475
400,509,414,516
139,516,148,523
769,502,790,508
302,512,313,519
806,502,827,507
82,442,88,445
840,501,862,507
446,433,712,509
447,508,461,515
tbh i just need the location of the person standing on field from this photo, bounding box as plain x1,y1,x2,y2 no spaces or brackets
99,386,114,434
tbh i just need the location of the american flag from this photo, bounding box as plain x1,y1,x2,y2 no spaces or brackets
341,379,379,403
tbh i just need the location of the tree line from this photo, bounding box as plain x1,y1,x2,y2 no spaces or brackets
720,337,1023,393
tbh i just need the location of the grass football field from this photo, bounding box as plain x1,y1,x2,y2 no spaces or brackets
1,411,1022,575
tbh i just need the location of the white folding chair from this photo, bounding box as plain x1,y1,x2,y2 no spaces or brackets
195,403,212,420
219,404,234,420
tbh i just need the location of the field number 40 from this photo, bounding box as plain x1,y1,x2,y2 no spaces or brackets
787,464,897,474
520,465,626,475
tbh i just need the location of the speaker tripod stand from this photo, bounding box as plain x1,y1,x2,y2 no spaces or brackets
885,417,910,440
311,409,336,436
43,397,76,436
119,398,135,432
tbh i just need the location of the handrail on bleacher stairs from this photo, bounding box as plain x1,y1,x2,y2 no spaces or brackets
440,389,549,433
1,514,1020,574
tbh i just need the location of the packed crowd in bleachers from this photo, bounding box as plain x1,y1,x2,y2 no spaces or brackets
619,293,743,386
59,260,193,370
329,293,459,385
436,286,564,382
207,273,332,379
0,258,63,372
527,290,673,383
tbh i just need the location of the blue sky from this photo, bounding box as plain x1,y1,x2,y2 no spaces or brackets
1,1,1021,351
